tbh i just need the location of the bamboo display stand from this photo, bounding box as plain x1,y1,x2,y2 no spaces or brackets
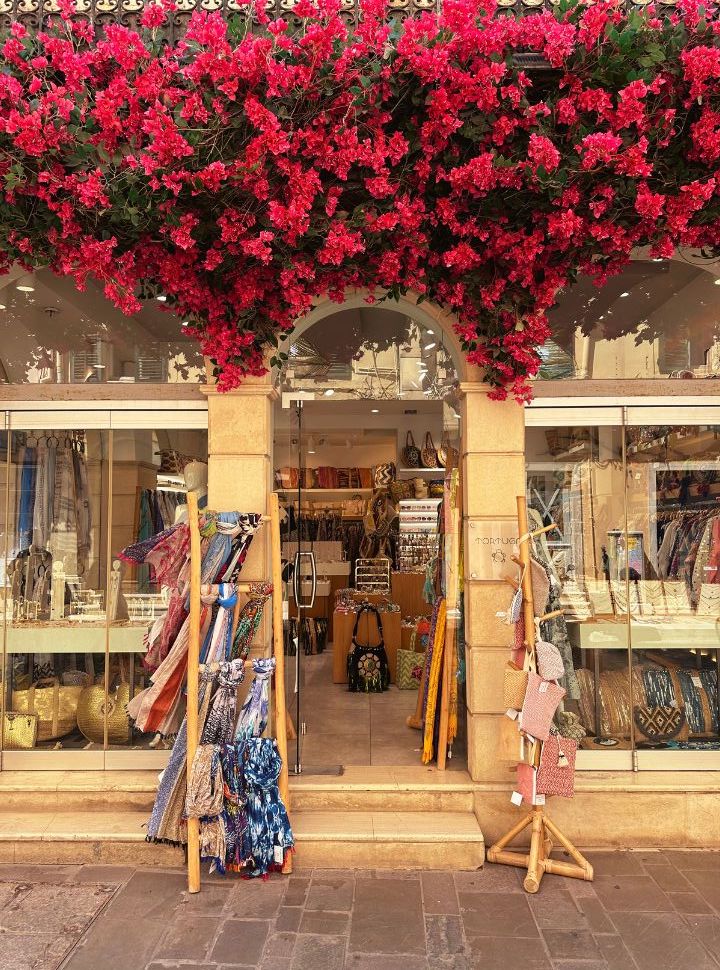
487,495,593,894
186,491,292,894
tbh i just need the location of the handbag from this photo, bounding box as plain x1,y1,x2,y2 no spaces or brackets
437,432,459,470
634,705,688,744
397,648,425,689
503,649,530,711
402,432,421,468
420,432,438,469
428,480,444,498
373,462,396,488
12,677,82,741
537,733,577,798
77,678,132,745
347,604,390,693
390,480,412,503
520,671,566,741
3,712,38,750
536,639,565,682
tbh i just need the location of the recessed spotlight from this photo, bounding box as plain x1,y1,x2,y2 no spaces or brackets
0,304,5,310
181,320,189,327
714,279,720,287
324,389,335,396
156,295,167,302
620,291,630,298
424,342,436,350
93,364,106,370
16,284,34,293
371,408,379,413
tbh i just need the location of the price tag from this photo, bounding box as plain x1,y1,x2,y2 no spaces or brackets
535,794,546,806
539,681,549,694
274,844,284,864
505,708,519,720
691,674,703,689
510,791,523,807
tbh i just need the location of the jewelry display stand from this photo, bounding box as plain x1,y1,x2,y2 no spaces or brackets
487,495,593,894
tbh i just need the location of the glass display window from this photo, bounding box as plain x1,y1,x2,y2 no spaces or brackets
527,405,720,770
0,408,208,768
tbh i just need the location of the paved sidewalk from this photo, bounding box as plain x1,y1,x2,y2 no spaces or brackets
0,852,717,970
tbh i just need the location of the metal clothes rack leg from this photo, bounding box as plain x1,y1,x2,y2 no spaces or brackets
487,495,593,894
186,492,292,894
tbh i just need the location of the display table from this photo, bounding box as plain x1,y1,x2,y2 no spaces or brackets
332,608,402,684
391,571,432,619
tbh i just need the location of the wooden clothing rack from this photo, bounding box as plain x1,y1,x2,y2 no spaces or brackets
186,491,292,894
487,495,593,894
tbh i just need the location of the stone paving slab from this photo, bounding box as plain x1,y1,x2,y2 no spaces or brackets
0,851,717,969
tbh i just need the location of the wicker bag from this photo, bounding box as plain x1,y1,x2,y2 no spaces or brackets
3,712,38,750
420,433,438,469
402,432,421,469
12,678,82,741
77,680,132,745
503,661,529,711
437,432,459,470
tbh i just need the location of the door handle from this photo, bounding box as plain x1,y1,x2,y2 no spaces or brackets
293,551,317,609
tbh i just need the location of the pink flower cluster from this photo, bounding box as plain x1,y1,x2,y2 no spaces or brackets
1,0,720,399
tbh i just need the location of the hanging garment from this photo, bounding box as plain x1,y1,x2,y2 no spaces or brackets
219,741,249,873
422,597,447,764
235,658,275,741
239,737,294,877
15,446,35,554
201,658,246,745
32,442,53,551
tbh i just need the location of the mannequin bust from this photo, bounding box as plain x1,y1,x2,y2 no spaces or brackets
175,460,209,523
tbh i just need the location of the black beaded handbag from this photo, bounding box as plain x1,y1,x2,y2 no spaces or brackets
347,604,390,693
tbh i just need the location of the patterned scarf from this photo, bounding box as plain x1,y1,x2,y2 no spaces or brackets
235,657,275,742
201,659,246,745
422,597,447,765
231,583,273,661
241,738,294,877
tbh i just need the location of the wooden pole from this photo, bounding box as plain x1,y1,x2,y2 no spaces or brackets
488,495,594,894
270,494,290,809
270,493,293,875
186,490,201,894
437,472,460,770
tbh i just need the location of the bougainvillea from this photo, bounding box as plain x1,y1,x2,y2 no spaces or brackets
1,0,720,398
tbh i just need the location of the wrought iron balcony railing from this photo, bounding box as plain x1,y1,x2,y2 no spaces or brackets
0,0,678,41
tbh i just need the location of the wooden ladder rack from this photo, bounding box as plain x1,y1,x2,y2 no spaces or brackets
186,491,291,894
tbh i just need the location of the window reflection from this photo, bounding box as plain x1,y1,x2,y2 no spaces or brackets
539,257,720,381
0,270,204,384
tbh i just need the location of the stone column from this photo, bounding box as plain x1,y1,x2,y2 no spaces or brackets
201,376,276,645
460,384,526,782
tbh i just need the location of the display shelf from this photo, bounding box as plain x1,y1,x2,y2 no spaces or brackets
398,467,445,474
399,497,443,505
275,487,372,495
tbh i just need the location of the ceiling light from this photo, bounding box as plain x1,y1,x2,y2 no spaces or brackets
93,364,106,369
16,283,34,293
714,279,720,287
156,295,167,302
620,291,630,298
0,304,6,310
371,408,379,413
181,320,189,327
324,389,335,396
424,342,436,351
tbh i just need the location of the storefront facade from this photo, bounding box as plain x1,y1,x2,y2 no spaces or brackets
1,253,720,848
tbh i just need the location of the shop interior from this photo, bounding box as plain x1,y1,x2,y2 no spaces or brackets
273,307,466,773
526,420,720,762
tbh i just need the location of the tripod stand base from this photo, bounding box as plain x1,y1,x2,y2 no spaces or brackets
487,808,593,894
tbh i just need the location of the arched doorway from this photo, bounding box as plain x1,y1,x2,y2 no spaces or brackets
272,300,466,775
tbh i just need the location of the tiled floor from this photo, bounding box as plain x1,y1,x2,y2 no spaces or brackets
1,851,719,970
293,649,466,771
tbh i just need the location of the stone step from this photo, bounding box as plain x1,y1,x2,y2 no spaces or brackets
0,809,484,871
0,768,477,814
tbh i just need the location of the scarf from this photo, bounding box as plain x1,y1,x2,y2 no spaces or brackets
231,583,273,660
240,738,294,877
422,597,447,765
72,448,91,562
52,446,77,532
235,657,275,742
201,658,246,745
186,743,224,819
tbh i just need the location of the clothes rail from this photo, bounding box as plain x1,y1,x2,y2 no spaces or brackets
186,492,291,894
